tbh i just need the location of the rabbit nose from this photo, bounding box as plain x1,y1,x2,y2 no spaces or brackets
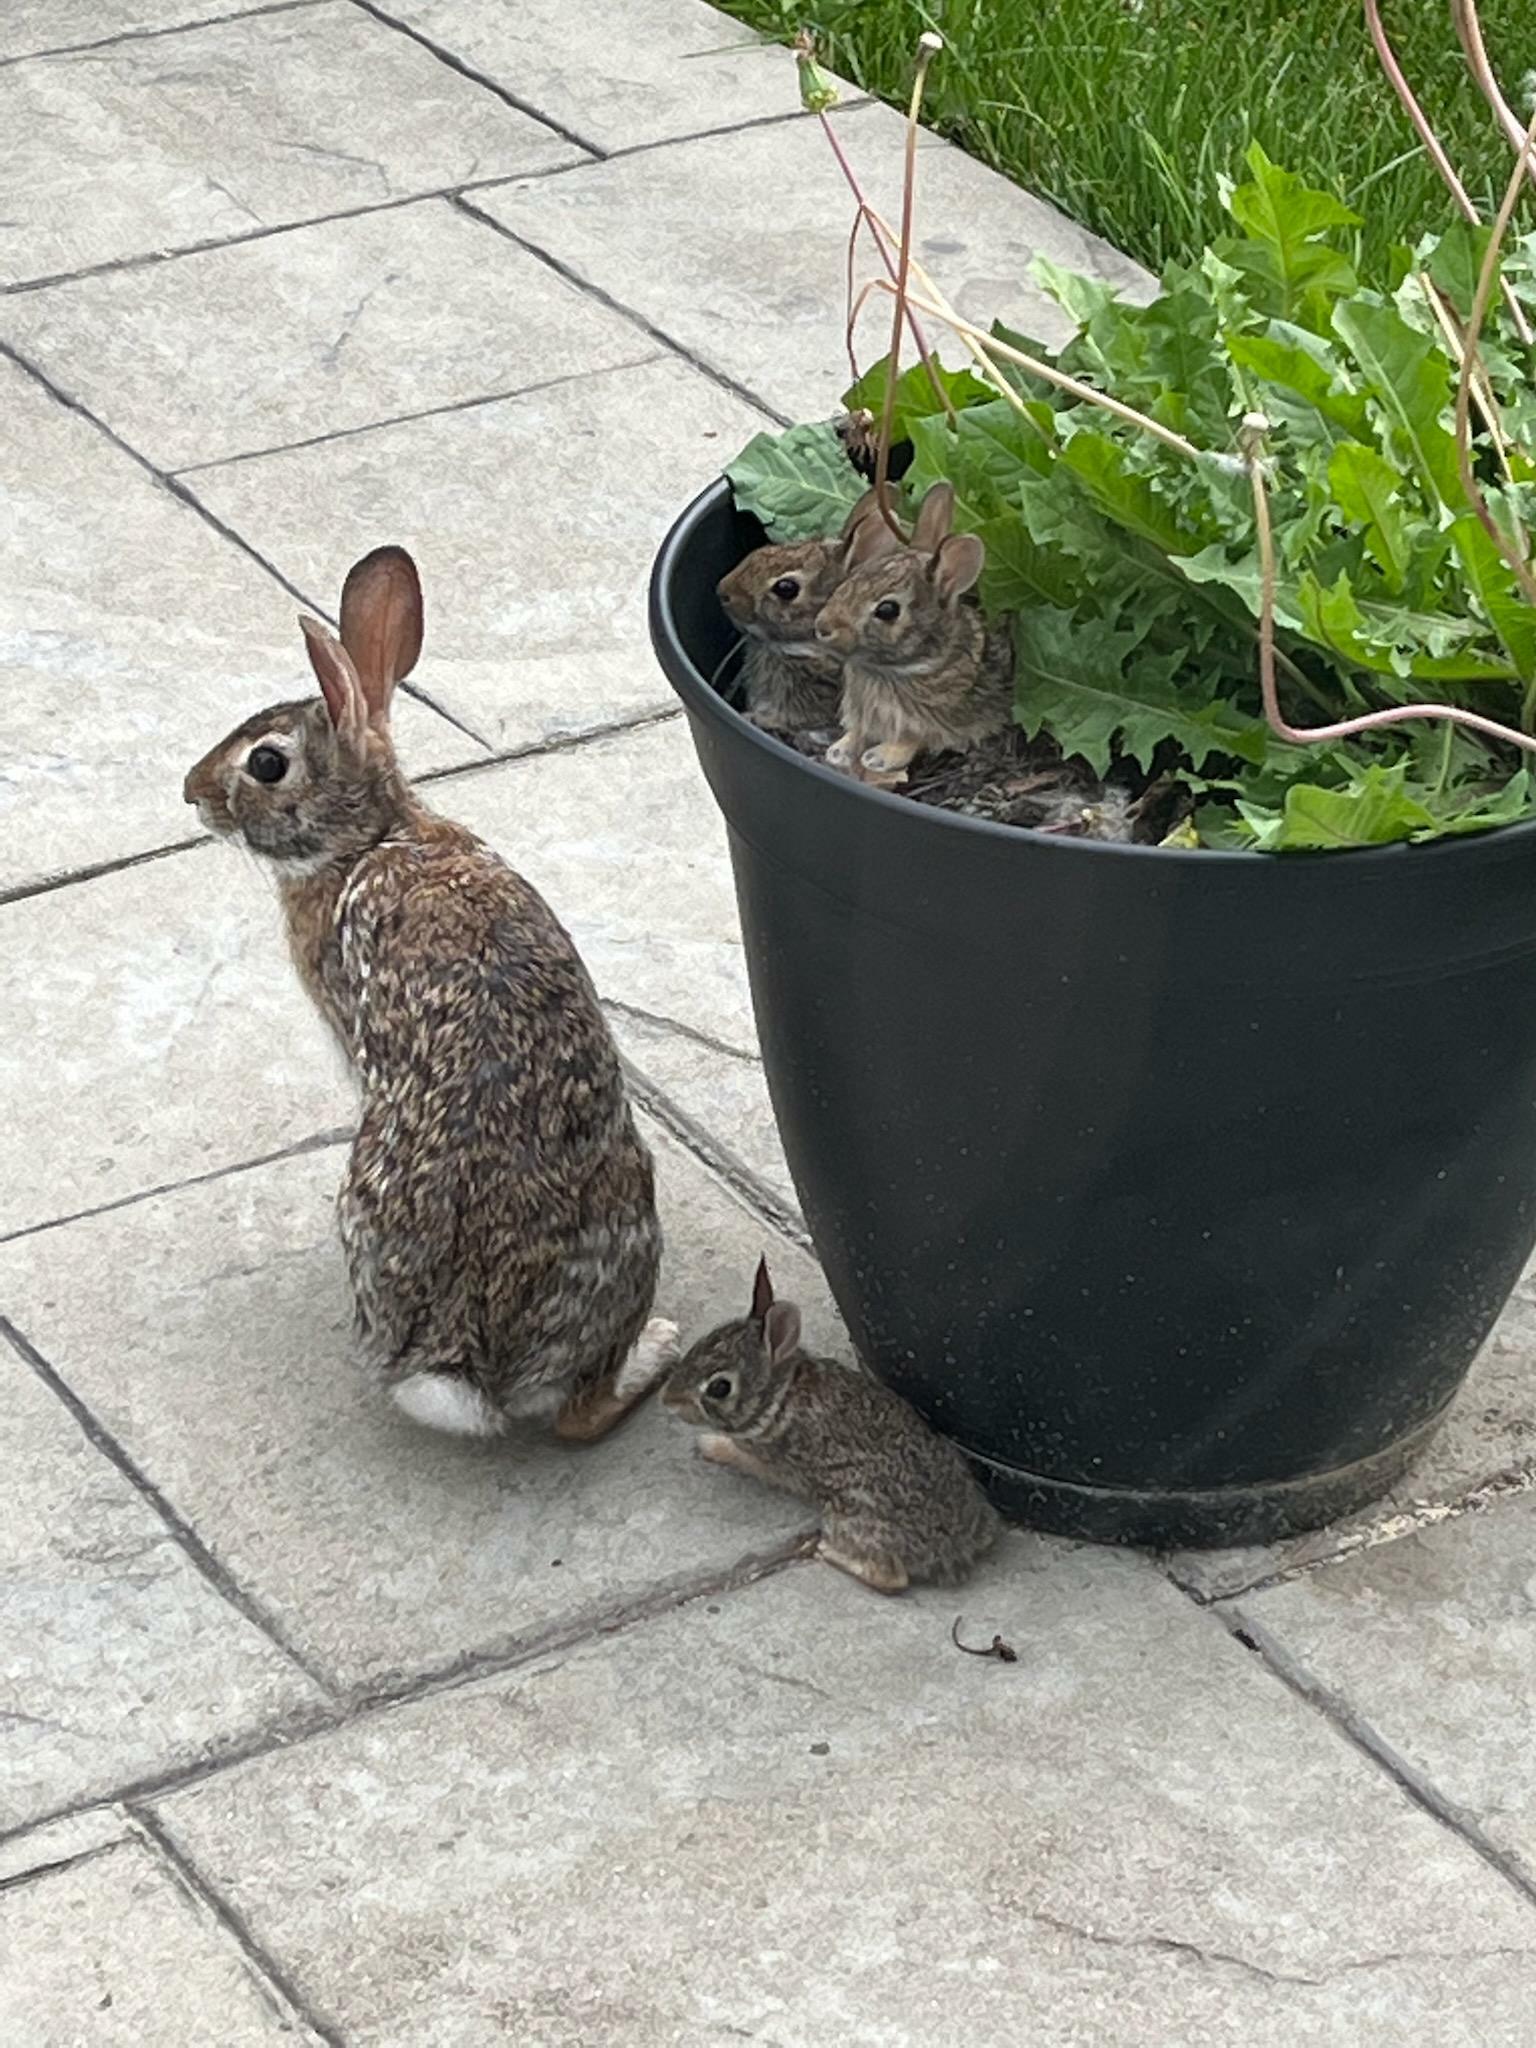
814,619,837,641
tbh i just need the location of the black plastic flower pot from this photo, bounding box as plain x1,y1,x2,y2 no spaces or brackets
648,479,1536,1548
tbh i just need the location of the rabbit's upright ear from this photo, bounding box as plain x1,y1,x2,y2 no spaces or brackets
839,489,880,541
911,481,956,555
845,506,905,569
339,546,423,730
764,1300,803,1363
932,532,985,602
751,1255,775,1321
300,616,368,755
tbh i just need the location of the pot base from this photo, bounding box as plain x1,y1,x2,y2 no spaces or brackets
970,1406,1448,1549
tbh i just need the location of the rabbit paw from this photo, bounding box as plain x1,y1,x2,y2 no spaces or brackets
825,732,859,773
614,1315,681,1398
818,1534,910,1594
859,743,916,786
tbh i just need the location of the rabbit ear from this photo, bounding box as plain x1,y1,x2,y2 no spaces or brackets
338,546,423,729
845,509,905,569
751,1255,774,1321
300,616,368,754
912,482,956,554
763,1300,802,1363
932,532,985,601
838,488,880,540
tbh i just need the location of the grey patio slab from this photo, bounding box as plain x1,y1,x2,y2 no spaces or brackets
443,719,753,1054
0,0,582,288
152,1545,1536,2047
0,1120,832,1702
0,1805,129,1885
0,0,283,62
0,353,478,897
1236,1487,1536,1879
1170,1251,1536,1600
0,1322,321,1833
471,98,1153,422
1,720,747,1238
1,200,657,472
185,355,769,749
381,0,803,153
0,1836,303,2045
609,1006,794,1217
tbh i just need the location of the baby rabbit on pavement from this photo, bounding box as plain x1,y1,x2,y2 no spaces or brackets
662,1259,1000,1593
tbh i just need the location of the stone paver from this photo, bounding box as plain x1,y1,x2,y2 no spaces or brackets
6,0,1536,2036
0,1122,829,1701
0,1,582,287
151,1547,1536,2047
0,1323,320,1832
472,100,1153,422
382,0,802,152
0,1836,303,2044
184,357,770,748
1,200,657,471
1238,1487,1536,1877
0,353,477,895
0,719,743,1239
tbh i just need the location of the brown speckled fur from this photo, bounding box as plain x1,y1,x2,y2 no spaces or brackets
716,493,878,733
662,1262,1000,1592
814,482,1014,770
183,549,661,1430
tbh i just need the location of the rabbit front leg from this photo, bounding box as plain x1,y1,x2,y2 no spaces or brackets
696,1433,786,1487
825,727,863,774
859,737,920,785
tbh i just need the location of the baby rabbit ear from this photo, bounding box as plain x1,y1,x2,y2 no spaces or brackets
339,545,423,730
751,1255,775,1321
300,615,368,754
763,1300,802,1363
932,532,985,602
839,489,880,540
844,508,905,569
911,481,957,554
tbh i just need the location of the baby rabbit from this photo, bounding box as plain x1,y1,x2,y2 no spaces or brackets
814,481,1014,785
183,546,675,1442
716,491,880,733
662,1259,1000,1593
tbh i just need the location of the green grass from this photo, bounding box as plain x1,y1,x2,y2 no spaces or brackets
717,0,1531,280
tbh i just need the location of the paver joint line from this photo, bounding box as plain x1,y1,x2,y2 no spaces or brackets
622,1059,811,1250
128,1805,346,2048
0,1545,811,1863
347,0,608,161
0,1316,338,1700
0,1839,124,1898
1219,1605,1536,1913
450,193,791,428
0,0,328,70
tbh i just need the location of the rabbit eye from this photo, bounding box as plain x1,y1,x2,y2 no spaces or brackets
770,577,801,602
705,1375,734,1401
246,745,288,784
873,598,902,623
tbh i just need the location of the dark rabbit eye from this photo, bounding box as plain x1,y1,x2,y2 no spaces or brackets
705,1375,734,1401
771,577,801,601
873,598,902,623
246,745,288,784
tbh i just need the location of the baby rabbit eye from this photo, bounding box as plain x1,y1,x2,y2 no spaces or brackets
705,1374,734,1401
246,745,288,784
873,598,902,623
770,577,801,601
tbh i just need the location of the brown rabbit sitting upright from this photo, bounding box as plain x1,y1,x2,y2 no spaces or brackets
716,491,879,733
662,1259,1000,1592
814,481,1014,785
183,546,675,1440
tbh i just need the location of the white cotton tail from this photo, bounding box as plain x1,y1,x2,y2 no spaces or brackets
392,1373,504,1437
615,1316,680,1398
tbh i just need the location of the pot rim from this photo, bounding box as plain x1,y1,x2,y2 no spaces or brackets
650,476,1536,874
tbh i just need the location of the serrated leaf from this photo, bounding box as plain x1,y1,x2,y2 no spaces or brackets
841,358,998,443
1225,322,1372,452
1330,298,1462,507
1027,255,1123,330
1243,764,1436,849
1058,432,1209,555
1328,442,1410,590
1416,768,1534,838
1296,571,1514,681
725,423,866,540
1448,515,1536,681
1013,608,1270,774
1424,221,1495,321
1223,144,1361,322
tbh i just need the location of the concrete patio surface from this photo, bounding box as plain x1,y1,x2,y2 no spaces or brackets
3,2,1535,2042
